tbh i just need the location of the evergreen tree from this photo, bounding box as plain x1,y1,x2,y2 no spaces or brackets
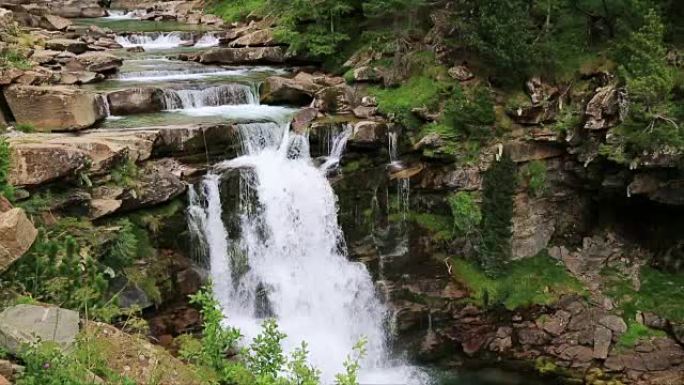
479,154,517,278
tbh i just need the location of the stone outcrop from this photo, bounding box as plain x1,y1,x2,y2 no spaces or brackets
4,85,106,132
0,305,79,355
190,46,285,64
66,52,123,74
45,38,89,54
0,203,37,272
229,29,277,47
107,88,165,115
584,85,624,130
261,73,319,105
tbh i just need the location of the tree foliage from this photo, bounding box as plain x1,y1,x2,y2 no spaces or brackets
479,154,517,278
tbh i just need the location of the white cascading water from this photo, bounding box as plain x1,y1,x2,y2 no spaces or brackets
115,32,188,49
194,33,220,48
161,84,258,110
320,124,353,172
188,122,424,384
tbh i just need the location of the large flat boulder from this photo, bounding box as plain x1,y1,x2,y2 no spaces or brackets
7,131,157,186
261,74,320,105
107,88,164,115
196,46,285,64
4,85,107,132
0,207,37,272
0,305,79,355
45,39,88,54
229,29,277,47
67,52,123,74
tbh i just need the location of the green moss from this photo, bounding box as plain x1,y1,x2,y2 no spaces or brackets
411,213,452,241
369,75,451,127
603,266,684,323
617,322,666,349
451,252,586,310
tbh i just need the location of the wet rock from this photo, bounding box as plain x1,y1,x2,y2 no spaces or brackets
4,85,106,131
107,88,164,115
584,85,624,130
0,207,38,272
0,305,79,355
195,46,285,65
291,107,318,133
59,71,100,85
45,38,88,54
153,123,238,156
229,29,276,47
414,165,482,191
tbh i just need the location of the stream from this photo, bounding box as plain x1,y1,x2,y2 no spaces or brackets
94,10,562,385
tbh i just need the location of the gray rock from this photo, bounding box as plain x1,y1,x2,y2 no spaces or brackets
600,315,628,335
0,305,79,355
593,325,612,359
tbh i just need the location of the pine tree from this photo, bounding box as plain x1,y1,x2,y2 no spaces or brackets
479,154,517,278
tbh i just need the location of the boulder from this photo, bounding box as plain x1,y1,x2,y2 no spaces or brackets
505,140,565,163
584,85,624,130
30,49,60,65
45,39,88,54
107,88,164,115
229,29,276,47
196,46,285,64
0,8,13,27
448,65,474,81
8,142,89,186
350,121,388,147
593,326,613,359
71,52,123,73
4,85,106,131
291,107,318,134
0,305,79,355
351,66,383,83
46,0,106,18
39,14,72,31
59,71,100,85
352,105,378,119
261,74,319,105
0,208,37,272
119,160,186,212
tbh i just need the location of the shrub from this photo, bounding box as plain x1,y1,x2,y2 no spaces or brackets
448,191,482,237
479,154,517,277
442,86,496,141
522,160,547,197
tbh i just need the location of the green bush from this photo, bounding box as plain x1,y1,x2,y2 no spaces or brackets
448,191,482,237
369,75,449,127
183,286,363,385
522,160,547,197
442,85,496,141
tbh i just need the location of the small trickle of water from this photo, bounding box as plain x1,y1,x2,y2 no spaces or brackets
320,124,352,172
161,84,259,110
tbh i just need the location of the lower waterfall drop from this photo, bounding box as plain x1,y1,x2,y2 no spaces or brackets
188,122,425,384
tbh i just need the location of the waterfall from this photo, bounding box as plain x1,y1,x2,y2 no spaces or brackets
115,32,188,49
161,84,259,110
320,124,352,172
187,122,424,384
104,9,141,20
194,33,220,48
